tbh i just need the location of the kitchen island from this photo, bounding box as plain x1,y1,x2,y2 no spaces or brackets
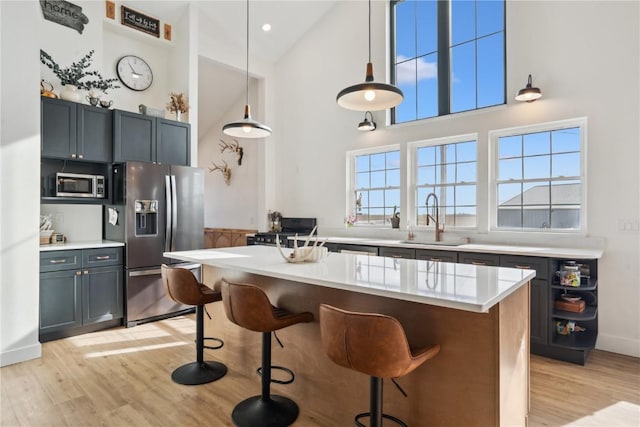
165,245,535,426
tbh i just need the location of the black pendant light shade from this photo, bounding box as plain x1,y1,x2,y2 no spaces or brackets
222,0,271,138
515,74,542,102
357,111,376,131
336,0,403,111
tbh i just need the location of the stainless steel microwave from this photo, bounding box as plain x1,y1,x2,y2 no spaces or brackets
56,172,105,198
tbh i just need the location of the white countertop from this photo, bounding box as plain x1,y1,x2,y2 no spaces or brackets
164,245,535,313
40,240,124,252
288,236,603,259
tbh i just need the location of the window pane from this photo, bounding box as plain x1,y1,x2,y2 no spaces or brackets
417,146,436,166
455,206,476,227
395,0,416,59
498,207,522,228
444,163,456,184
551,207,580,229
477,32,504,108
499,135,522,158
523,132,550,156
356,172,369,189
551,181,581,205
387,169,400,187
416,0,437,56
444,186,455,205
369,190,384,207
451,41,477,113
522,182,549,206
524,155,550,180
552,127,580,153
523,207,550,229
499,158,522,181
417,53,439,119
386,151,401,169
370,171,385,188
385,189,401,207
358,191,369,212
356,155,369,172
498,182,521,205
396,59,417,122
551,152,580,178
451,0,476,45
418,166,436,185
457,141,476,162
457,162,476,183
444,143,456,163
370,153,386,170
456,184,476,206
477,0,504,37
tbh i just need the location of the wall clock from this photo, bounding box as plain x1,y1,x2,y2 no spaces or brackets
116,55,153,91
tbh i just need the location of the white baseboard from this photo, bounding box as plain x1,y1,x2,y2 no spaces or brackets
0,343,42,367
597,334,640,358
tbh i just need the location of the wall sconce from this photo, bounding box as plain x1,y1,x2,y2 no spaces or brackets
357,111,376,131
515,74,542,102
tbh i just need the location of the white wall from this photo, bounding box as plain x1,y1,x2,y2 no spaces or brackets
0,0,42,366
273,1,640,356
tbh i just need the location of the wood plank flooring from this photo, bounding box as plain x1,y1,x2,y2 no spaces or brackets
1,315,639,426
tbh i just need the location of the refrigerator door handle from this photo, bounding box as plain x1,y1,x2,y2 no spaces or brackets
170,175,178,251
165,175,172,252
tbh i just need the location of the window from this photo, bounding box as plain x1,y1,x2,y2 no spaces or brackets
491,119,586,231
350,147,401,226
413,136,477,228
391,0,505,123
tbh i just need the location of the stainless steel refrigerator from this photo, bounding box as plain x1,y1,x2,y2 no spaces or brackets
105,161,204,327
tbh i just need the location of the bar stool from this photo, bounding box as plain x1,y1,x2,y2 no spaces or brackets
319,304,440,427
161,264,228,385
221,279,314,427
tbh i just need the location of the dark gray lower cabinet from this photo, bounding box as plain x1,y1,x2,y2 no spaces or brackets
379,246,415,259
40,248,123,342
415,249,458,263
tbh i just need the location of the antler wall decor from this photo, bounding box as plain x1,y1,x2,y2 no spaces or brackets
219,138,244,165
208,160,232,185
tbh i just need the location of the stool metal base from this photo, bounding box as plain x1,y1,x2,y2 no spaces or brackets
355,412,408,427
232,395,299,427
171,361,227,386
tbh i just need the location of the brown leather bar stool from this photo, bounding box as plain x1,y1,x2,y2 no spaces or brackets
161,264,227,385
221,279,314,427
319,304,441,427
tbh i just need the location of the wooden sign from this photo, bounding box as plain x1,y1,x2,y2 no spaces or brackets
164,23,172,41
121,5,160,38
105,1,115,19
40,0,89,34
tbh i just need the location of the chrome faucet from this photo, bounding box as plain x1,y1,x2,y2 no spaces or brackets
425,192,444,242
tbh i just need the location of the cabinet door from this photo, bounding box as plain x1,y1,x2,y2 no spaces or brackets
157,119,190,166
41,97,77,159
77,105,112,162
529,279,548,345
113,110,156,162
40,250,82,273
415,249,458,263
40,270,82,333
458,252,500,266
82,266,123,325
379,247,415,259
82,247,123,268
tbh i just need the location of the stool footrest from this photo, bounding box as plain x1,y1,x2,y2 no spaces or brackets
257,365,295,385
203,337,224,350
355,412,408,427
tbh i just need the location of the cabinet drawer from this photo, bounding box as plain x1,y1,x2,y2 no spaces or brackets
415,249,458,263
379,247,415,259
500,255,549,279
82,247,123,268
458,252,500,266
40,250,82,272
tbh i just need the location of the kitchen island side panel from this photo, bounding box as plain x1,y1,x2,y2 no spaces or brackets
201,266,529,426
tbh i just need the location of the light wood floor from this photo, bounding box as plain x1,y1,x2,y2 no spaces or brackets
2,315,639,426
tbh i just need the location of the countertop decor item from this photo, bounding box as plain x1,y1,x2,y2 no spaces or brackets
40,80,58,98
336,0,403,111
40,49,120,96
222,0,272,139
166,92,189,120
515,74,542,102
116,55,153,91
389,205,400,228
276,226,328,263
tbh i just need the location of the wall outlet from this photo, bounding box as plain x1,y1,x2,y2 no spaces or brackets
617,218,639,233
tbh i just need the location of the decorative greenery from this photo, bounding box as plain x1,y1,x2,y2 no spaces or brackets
167,92,189,113
40,49,120,93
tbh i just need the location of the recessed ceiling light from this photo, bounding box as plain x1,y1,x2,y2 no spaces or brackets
262,23,271,32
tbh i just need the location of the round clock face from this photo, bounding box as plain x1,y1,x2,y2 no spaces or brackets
116,55,153,91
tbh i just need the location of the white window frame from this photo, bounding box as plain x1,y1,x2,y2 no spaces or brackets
408,133,478,230
346,144,402,227
488,117,587,234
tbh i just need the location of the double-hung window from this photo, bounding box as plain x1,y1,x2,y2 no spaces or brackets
391,0,505,123
412,136,477,228
490,118,586,231
351,147,401,226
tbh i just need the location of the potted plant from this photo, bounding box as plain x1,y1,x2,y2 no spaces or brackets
40,49,120,102
166,92,189,121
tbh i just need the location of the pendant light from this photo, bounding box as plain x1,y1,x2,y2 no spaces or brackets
222,0,272,138
515,74,542,102
336,0,403,111
357,111,376,131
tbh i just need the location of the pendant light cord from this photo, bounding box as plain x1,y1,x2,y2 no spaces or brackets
245,0,250,107
368,0,371,63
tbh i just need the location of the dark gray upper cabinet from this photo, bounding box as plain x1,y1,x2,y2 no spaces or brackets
41,97,112,162
113,110,190,166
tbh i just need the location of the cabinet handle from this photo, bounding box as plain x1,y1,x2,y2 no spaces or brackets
471,261,486,266
430,258,442,262
95,255,110,260
78,154,83,159
390,255,403,258
71,153,76,158
76,271,82,276
515,264,531,269
49,259,67,264
83,270,89,275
